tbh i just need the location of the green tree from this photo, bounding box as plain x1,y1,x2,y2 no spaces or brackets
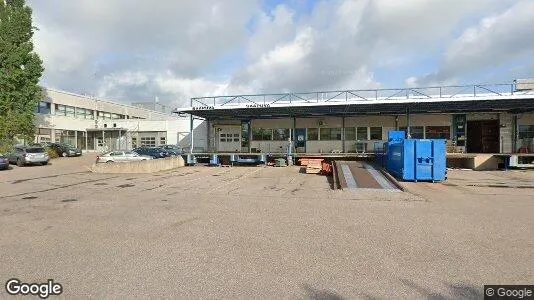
0,0,43,153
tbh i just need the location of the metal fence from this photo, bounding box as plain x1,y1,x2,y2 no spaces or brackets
190,82,534,108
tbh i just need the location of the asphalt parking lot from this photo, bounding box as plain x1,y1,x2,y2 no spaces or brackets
0,155,533,299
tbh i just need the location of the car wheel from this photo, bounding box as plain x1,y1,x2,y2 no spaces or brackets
16,158,24,167
42,161,48,166
106,160,114,163
61,152,67,157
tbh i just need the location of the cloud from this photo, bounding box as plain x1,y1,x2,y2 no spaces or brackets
407,0,534,86
28,0,533,108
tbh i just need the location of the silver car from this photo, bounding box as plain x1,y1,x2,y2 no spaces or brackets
7,146,49,166
96,151,153,163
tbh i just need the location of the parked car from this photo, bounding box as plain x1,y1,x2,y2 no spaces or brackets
133,147,168,159
0,154,9,170
6,146,49,166
96,151,153,163
47,143,82,157
160,145,183,156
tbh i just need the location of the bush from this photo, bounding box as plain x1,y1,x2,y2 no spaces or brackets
46,148,59,159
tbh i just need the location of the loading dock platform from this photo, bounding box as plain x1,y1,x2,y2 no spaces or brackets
333,161,402,191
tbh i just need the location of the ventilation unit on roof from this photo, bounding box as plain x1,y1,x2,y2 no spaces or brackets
515,78,534,91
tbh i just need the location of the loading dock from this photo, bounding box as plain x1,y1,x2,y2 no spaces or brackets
466,120,500,153
334,161,400,191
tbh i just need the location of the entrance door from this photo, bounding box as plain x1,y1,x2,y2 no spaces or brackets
217,127,241,152
467,120,500,153
295,128,306,153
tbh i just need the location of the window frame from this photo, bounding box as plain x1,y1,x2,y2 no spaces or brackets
369,127,383,140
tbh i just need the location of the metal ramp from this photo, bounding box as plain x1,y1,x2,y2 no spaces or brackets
334,161,401,191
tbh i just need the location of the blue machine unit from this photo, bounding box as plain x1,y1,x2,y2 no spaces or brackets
385,131,446,182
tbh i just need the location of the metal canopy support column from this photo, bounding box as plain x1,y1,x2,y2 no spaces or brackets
190,113,194,154
406,106,411,138
342,116,346,153
293,117,297,154
119,130,122,150
248,120,252,153
102,130,105,151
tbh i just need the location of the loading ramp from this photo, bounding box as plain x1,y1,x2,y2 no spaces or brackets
333,161,402,191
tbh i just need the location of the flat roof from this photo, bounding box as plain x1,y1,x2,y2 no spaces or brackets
176,83,534,119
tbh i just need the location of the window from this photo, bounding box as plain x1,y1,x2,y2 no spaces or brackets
344,127,356,140
320,128,342,140
111,113,124,119
132,137,137,148
307,128,319,140
273,129,290,141
38,128,51,135
356,127,368,140
370,127,382,140
34,102,51,114
241,122,250,148
252,128,272,141
399,126,424,139
425,126,450,139
76,108,94,119
98,112,112,120
519,125,534,139
66,106,75,117
55,104,67,116
160,137,166,145
140,137,156,147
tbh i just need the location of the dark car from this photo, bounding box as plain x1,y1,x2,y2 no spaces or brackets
160,145,182,156
0,154,9,170
133,147,168,159
48,143,82,157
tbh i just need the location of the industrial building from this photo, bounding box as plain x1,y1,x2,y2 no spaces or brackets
33,89,206,152
177,80,534,168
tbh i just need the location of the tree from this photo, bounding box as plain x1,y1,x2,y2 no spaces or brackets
0,0,44,153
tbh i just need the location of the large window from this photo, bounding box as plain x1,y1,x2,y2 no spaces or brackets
140,137,156,147
307,128,319,140
111,113,125,119
519,125,534,139
370,127,383,140
55,104,66,116
98,111,112,120
76,108,94,119
344,127,356,140
356,127,367,140
34,101,51,114
55,130,76,146
252,128,272,141
273,129,290,141
54,104,76,117
66,106,75,117
241,122,250,148
426,126,451,139
320,128,342,140
399,126,424,139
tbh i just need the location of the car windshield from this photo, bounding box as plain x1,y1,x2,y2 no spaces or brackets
26,147,45,153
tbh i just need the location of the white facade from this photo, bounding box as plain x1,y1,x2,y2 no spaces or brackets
34,89,207,152
206,112,534,154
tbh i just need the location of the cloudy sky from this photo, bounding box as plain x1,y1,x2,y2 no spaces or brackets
28,0,534,107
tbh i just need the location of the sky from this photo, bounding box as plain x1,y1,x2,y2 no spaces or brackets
27,0,534,108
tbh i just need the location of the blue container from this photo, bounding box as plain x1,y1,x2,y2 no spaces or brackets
209,154,219,165
387,139,446,182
